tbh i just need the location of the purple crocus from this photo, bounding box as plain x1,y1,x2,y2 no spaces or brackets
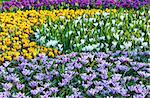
16,83,25,90
30,89,39,95
22,69,32,76
95,0,102,7
49,87,59,93
29,81,38,88
2,83,13,91
3,61,10,67
86,88,98,96
112,74,122,81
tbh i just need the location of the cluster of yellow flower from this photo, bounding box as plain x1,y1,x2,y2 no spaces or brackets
0,10,59,63
0,9,119,63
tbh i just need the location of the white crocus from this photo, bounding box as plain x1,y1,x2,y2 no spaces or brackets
120,45,124,50
111,41,117,50
58,44,63,51
81,39,85,44
46,28,50,32
84,28,88,32
103,12,110,17
141,32,145,36
77,16,81,20
46,40,58,47
93,43,99,49
69,31,73,35
89,38,94,42
44,24,48,28
91,29,94,33
60,25,64,29
105,43,109,47
112,41,117,46
46,33,49,36
39,36,46,43
120,15,124,21
34,33,39,39
79,21,82,25
141,11,145,16
83,14,87,18
105,23,110,27
65,31,73,37
112,19,116,25
111,27,115,33
100,43,104,48
139,20,142,24
93,23,98,26
77,31,80,36
99,21,104,26
142,42,148,47
142,18,146,21
138,37,144,42
134,28,138,32
36,29,40,33
54,25,58,29
118,22,123,27
98,36,105,40
84,18,88,22
123,41,132,49
129,23,134,28
84,35,88,39
60,16,65,19
76,43,80,47
89,18,96,22
76,36,79,40
82,45,94,51
120,30,124,35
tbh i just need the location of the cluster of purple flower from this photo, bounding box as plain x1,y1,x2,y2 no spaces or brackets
1,0,150,10
0,51,149,97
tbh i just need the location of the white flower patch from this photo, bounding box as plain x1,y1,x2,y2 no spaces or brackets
34,12,149,52
46,40,59,47
82,44,99,52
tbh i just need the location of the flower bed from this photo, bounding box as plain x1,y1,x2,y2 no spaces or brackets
1,0,150,11
0,51,149,97
0,0,150,98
